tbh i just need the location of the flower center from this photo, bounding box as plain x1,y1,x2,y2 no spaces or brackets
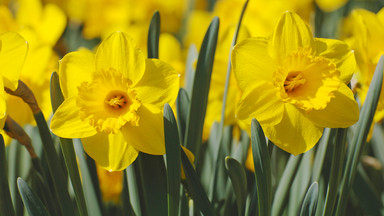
77,68,141,134
284,71,306,93
274,48,341,111
104,91,131,112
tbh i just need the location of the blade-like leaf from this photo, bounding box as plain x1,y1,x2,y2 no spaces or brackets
163,104,181,216
300,182,319,216
225,156,247,216
0,134,15,216
184,17,219,159
50,72,88,216
137,153,168,216
336,55,384,215
272,154,303,216
147,11,160,59
17,178,50,216
251,119,272,216
176,88,190,145
181,148,214,216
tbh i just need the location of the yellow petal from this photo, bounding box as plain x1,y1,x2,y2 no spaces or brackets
133,59,179,109
236,81,284,127
50,97,97,138
263,104,323,155
36,4,67,45
121,104,165,155
269,11,314,61
305,83,359,128
232,37,275,90
315,38,356,84
82,131,139,171
0,77,5,118
59,49,94,99
95,31,145,85
0,32,28,91
16,0,43,27
315,0,348,12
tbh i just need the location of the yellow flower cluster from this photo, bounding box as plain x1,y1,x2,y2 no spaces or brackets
1,0,382,182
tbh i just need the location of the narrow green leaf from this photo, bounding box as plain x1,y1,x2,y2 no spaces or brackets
352,167,383,216
147,11,160,59
74,140,103,216
137,153,168,216
17,178,50,216
251,119,272,216
126,165,143,216
184,17,219,158
371,124,384,168
288,150,312,216
225,156,247,216
50,72,88,216
272,154,303,216
34,112,76,216
0,134,15,216
181,148,214,216
176,88,190,145
299,182,319,216
322,128,347,216
336,55,384,215
163,104,181,216
184,45,198,96
121,171,136,216
311,128,335,182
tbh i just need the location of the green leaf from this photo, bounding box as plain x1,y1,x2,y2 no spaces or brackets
272,154,303,216
34,112,76,216
224,156,247,216
299,182,319,216
163,104,181,216
74,141,103,216
126,165,143,216
176,88,190,145
17,178,50,216
181,147,214,216
251,119,272,216
322,128,347,216
288,150,312,216
50,72,88,216
352,167,383,216
184,17,219,158
147,11,160,59
137,153,168,216
184,45,198,96
0,134,15,216
311,128,335,182
336,55,384,215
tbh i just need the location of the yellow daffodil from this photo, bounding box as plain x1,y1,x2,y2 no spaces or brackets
50,31,179,171
342,8,384,126
96,164,123,204
0,0,65,142
316,0,348,12
0,32,28,131
232,11,359,155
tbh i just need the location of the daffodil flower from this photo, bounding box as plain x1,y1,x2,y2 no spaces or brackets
50,32,179,171
0,32,28,131
232,11,359,155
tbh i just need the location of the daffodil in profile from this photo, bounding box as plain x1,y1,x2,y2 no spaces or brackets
0,32,28,132
232,11,359,155
50,31,179,171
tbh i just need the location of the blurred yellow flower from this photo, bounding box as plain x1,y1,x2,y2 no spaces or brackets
0,0,65,135
232,11,359,155
342,8,384,125
0,32,28,131
96,164,123,204
50,32,179,171
315,0,348,12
